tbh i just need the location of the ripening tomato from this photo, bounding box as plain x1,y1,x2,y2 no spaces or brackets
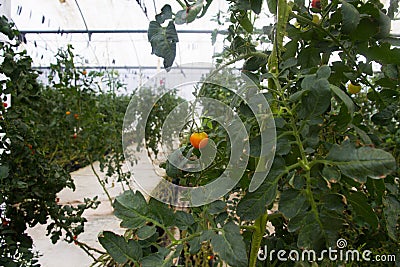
348,83,361,94
312,0,321,9
66,111,71,115
190,132,209,149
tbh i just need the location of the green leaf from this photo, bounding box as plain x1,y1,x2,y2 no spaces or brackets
347,192,379,229
148,21,179,70
297,219,324,250
326,141,396,183
211,222,248,267
267,0,277,14
332,104,352,131
366,178,385,204
293,210,344,249
279,189,308,219
239,13,254,33
289,89,306,102
175,210,195,230
383,195,400,240
375,11,391,39
359,42,400,65
237,181,277,220
382,64,399,80
188,236,202,254
155,5,173,24
297,46,320,69
320,194,345,212
279,57,297,71
341,1,360,33
141,251,174,267
276,135,292,155
113,190,149,229
250,0,263,14
287,213,307,232
322,165,341,183
141,254,164,267
351,124,373,145
136,226,157,240
175,0,204,24
316,65,331,79
350,18,379,41
148,198,176,227
235,0,263,14
248,135,262,157
330,84,355,115
298,73,331,119
359,62,373,76
319,209,346,246
0,165,9,179
371,104,398,126
98,231,142,264
237,159,285,220
208,200,227,215
243,54,268,71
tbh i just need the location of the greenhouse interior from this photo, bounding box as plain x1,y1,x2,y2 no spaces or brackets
1,0,400,266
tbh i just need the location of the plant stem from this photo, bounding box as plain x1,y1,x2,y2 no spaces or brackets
248,212,268,267
287,114,323,228
175,0,186,8
88,157,113,205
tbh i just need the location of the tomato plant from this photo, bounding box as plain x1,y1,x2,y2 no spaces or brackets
1,0,399,265
97,0,400,266
0,17,101,266
0,17,133,266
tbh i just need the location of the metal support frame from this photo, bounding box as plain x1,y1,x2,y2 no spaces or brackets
19,29,223,35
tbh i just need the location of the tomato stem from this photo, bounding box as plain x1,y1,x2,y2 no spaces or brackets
248,212,268,267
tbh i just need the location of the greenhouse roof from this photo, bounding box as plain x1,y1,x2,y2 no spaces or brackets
8,0,233,70
4,0,400,72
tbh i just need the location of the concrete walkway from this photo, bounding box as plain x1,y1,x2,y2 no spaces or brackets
27,152,158,267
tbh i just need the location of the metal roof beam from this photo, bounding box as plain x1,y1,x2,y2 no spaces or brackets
19,29,225,34
32,65,216,70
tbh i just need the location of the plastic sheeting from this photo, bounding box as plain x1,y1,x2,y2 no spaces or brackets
9,0,229,69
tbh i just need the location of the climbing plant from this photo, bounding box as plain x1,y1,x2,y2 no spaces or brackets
0,17,132,266
97,0,400,266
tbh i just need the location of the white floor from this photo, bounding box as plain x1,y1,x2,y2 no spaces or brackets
27,153,158,267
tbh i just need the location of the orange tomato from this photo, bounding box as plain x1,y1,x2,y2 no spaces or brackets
190,132,209,149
